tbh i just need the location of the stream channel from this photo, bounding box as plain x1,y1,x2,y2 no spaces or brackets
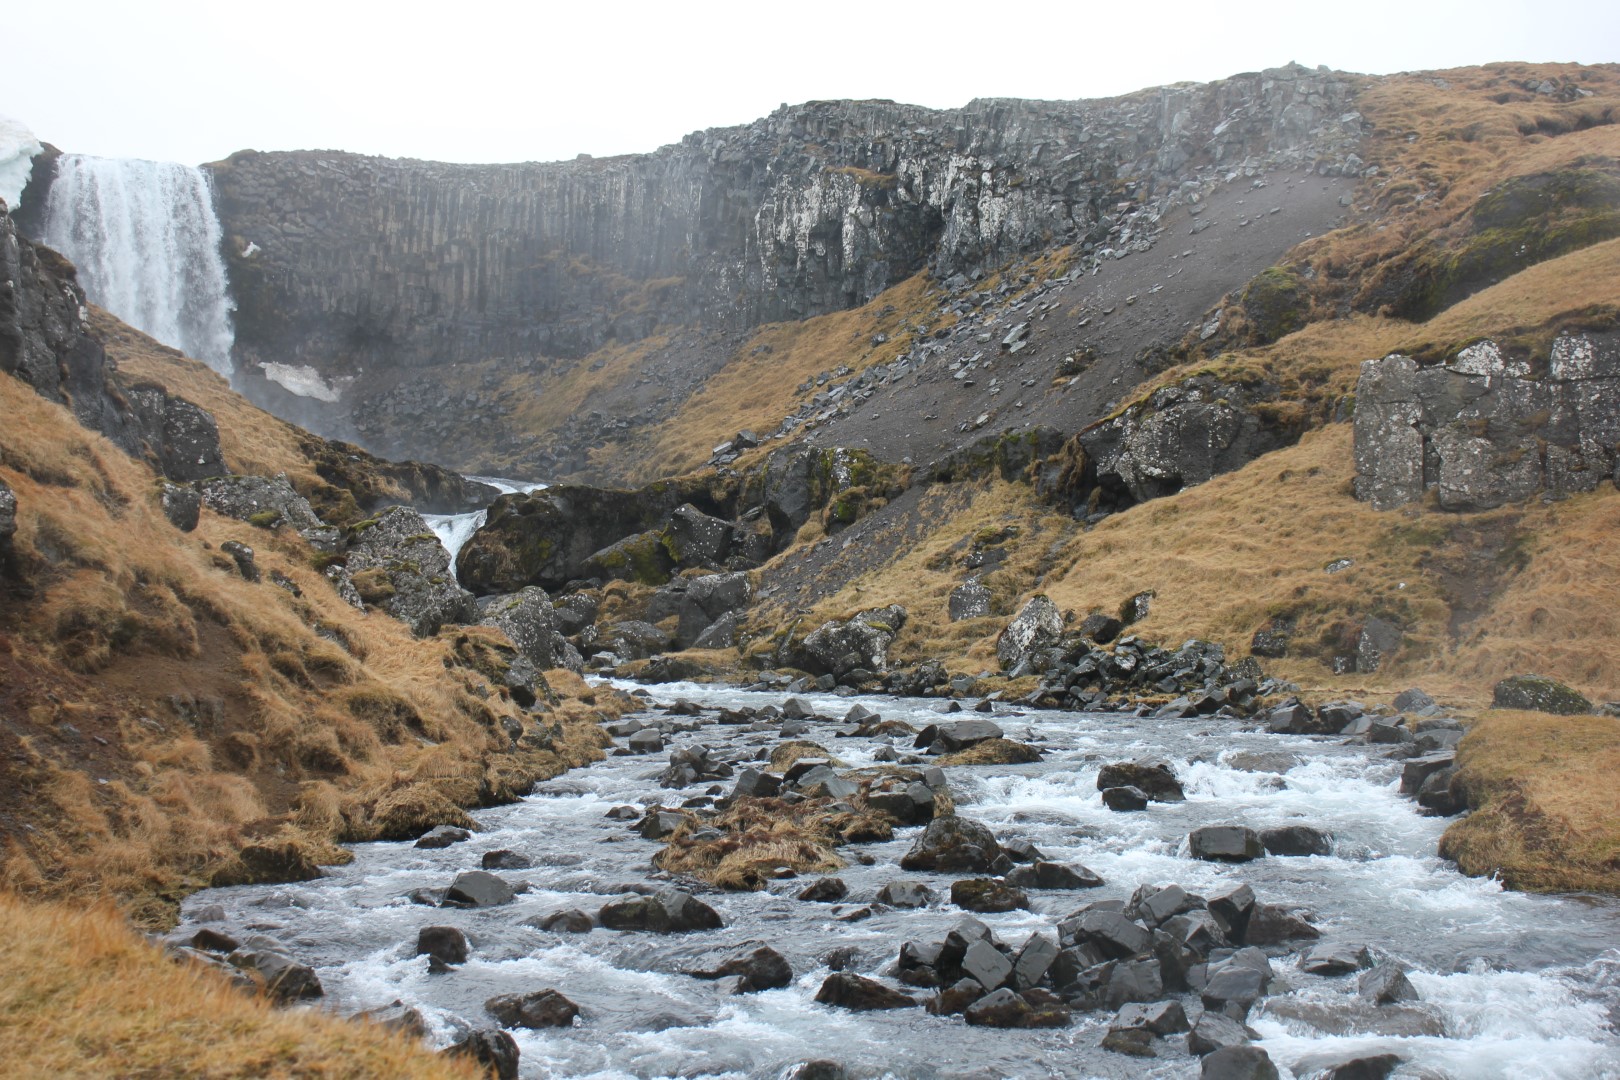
183,681,1620,1079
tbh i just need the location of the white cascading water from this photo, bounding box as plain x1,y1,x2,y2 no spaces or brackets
423,476,548,581
39,155,236,377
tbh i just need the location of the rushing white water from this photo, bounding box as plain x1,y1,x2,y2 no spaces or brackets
186,681,1620,1079
39,155,236,375
0,115,40,211
423,475,547,580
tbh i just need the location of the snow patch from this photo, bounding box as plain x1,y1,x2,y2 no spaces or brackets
260,362,345,403
0,115,42,212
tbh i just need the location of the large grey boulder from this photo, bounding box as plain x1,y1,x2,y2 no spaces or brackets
1491,674,1593,715
445,871,515,908
665,503,735,567
485,989,579,1028
1188,826,1265,862
899,815,1004,873
798,605,907,677
345,505,475,636
678,572,751,645
477,587,575,672
118,382,228,483
996,595,1063,671
1078,376,1297,507
948,579,993,621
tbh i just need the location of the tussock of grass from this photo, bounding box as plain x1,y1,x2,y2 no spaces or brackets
933,739,1043,766
1440,709,1620,892
0,894,475,1079
652,798,854,889
768,741,838,770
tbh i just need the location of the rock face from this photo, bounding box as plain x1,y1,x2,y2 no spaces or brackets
198,67,1360,460
1354,334,1620,511
196,474,340,550
1,204,232,479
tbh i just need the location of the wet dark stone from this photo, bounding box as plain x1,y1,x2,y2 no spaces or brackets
444,1029,519,1079
797,877,849,902
1188,826,1265,862
1102,785,1150,811
813,972,916,1010
1096,762,1185,801
1259,825,1332,857
950,878,1030,913
1201,1044,1280,1080
414,925,469,966
445,870,515,908
598,889,723,933
485,989,579,1028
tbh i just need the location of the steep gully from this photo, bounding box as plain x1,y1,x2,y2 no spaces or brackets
184,679,1620,1079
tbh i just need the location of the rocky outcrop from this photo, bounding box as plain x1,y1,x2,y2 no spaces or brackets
1,205,118,431
1057,375,1305,511
475,587,576,674
196,474,341,550
794,605,908,679
459,448,897,595
202,68,1360,412
1354,333,1620,511
3,204,235,481
346,505,475,636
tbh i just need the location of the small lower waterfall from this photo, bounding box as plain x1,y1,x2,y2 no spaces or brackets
40,155,236,377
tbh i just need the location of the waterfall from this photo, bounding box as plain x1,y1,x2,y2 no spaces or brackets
40,155,236,377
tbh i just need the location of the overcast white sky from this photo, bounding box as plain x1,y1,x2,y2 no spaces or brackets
4,0,1617,166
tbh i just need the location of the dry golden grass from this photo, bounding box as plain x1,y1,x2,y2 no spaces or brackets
627,273,955,481
0,372,624,924
502,334,670,441
0,894,476,1079
1303,62,1620,305
1440,709,1620,893
652,797,875,889
96,310,324,484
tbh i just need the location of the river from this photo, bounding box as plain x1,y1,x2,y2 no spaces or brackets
181,680,1620,1079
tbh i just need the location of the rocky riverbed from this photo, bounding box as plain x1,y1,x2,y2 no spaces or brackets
172,681,1620,1079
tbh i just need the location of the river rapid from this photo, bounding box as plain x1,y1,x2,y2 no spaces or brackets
182,680,1620,1079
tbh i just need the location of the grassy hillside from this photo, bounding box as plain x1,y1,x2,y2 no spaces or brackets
0,363,625,928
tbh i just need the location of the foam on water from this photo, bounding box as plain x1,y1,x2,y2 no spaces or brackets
423,475,547,580
185,680,1620,1078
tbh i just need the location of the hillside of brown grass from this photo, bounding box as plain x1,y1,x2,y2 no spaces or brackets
0,367,625,928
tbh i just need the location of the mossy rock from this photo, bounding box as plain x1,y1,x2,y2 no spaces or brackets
1491,674,1593,715
1239,266,1309,345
